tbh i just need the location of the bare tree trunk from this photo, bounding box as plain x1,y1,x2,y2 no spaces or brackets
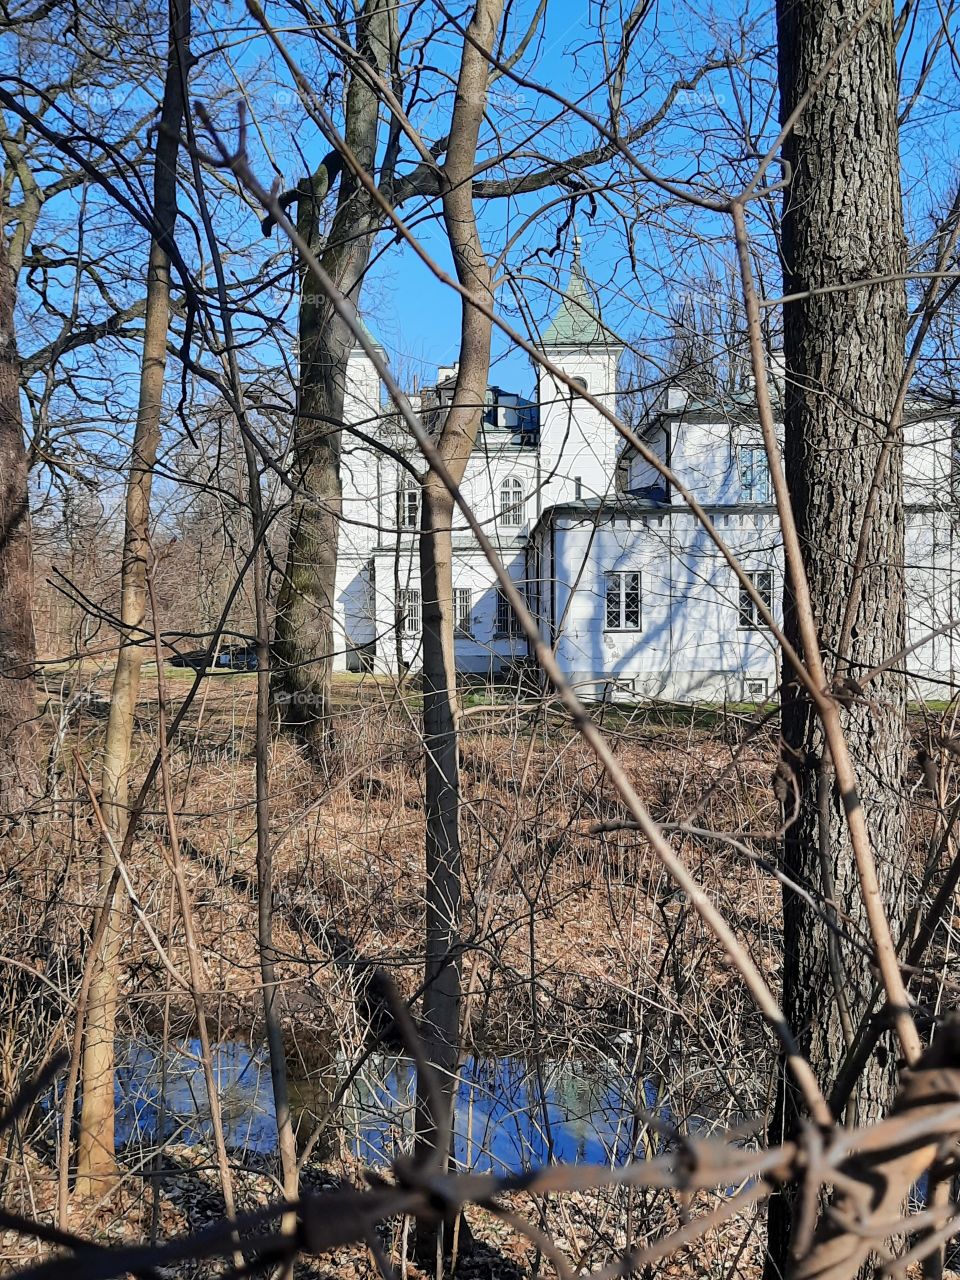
184,98,302,1212
271,0,390,759
413,1,503,1266
0,229,39,822
250,449,300,1209
767,0,907,1269
76,0,189,1196
416,475,463,1144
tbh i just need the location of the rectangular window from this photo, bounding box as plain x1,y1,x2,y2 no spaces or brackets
738,445,770,503
399,481,419,530
398,588,421,634
604,571,642,630
738,569,774,630
496,588,521,637
454,587,472,638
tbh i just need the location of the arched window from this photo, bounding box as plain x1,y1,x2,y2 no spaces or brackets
499,476,524,526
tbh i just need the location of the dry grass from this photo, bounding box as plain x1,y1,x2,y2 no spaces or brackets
0,670,947,1278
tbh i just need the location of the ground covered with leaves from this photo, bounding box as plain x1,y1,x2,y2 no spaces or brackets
0,669,950,1277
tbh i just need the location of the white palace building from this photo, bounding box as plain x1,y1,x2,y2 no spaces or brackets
332,254,959,703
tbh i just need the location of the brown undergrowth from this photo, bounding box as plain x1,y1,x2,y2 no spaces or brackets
0,672,949,1277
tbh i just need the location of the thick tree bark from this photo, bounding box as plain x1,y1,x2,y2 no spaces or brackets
271,0,390,759
76,0,188,1196
0,229,39,821
767,0,907,1269
413,0,503,1266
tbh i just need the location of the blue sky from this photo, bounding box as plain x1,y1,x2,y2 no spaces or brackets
9,0,960,496
220,0,772,399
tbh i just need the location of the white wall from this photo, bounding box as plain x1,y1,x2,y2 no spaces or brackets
536,345,620,511
453,430,540,540
334,353,959,702
905,508,959,695
625,424,668,494
668,415,779,507
904,411,955,505
369,544,528,676
536,495,955,702
334,346,384,669
537,508,780,702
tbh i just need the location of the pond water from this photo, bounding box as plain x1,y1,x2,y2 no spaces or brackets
110,1041,659,1174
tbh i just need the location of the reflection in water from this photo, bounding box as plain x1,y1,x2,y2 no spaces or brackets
345,1055,659,1172
115,1040,279,1154
112,1041,658,1174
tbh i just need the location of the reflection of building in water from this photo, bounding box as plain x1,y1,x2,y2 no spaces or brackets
334,249,959,702
114,1039,278,1153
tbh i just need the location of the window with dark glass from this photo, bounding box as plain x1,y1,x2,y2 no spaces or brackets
738,569,773,630
495,588,521,637
399,478,419,529
604,571,642,630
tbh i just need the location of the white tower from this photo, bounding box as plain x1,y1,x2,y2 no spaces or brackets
335,321,385,671
341,319,384,558
535,242,623,512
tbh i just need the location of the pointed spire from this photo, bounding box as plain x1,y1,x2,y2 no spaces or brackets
541,237,611,348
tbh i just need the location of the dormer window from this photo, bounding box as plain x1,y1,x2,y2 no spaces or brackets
499,476,524,526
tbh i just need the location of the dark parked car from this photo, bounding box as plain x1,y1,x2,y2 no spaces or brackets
216,644,258,671
168,644,259,672
168,648,211,671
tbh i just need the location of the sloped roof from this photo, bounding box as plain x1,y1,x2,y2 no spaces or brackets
351,312,384,352
541,243,620,348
